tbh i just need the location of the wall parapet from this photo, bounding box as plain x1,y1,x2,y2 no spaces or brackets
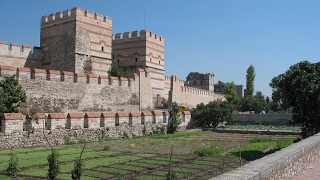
0,111,192,134
0,66,136,88
0,40,42,60
113,30,164,43
210,133,320,180
41,7,112,27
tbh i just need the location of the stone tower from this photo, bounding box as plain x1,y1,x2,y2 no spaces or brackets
112,30,165,107
40,7,112,75
186,72,215,91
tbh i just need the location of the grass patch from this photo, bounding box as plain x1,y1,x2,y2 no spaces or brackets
225,125,301,132
191,146,223,156
150,130,213,139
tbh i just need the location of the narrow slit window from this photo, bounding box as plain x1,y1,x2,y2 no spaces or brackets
101,46,104,51
159,60,160,64
135,57,138,62
150,58,152,62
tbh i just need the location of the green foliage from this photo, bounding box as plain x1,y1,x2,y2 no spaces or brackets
192,100,233,127
0,75,27,117
150,130,213,139
71,144,86,180
167,102,182,134
237,91,269,113
225,125,301,132
47,149,60,180
165,172,177,180
103,145,110,151
269,76,291,112
270,61,320,138
246,65,256,97
110,51,123,78
191,146,223,156
224,81,239,107
6,151,18,177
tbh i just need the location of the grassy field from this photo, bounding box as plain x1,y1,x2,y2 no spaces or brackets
0,130,298,180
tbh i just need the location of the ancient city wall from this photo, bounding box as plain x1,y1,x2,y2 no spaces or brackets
210,133,320,180
0,111,191,149
0,41,42,69
41,7,113,75
170,75,226,108
0,65,145,113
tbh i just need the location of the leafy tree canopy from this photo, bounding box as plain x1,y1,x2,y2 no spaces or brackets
224,81,239,106
246,65,256,97
110,51,123,78
192,100,233,128
0,75,27,117
270,60,320,137
237,91,269,113
167,102,181,134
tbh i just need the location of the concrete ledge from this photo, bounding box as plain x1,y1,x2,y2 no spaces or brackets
210,133,320,180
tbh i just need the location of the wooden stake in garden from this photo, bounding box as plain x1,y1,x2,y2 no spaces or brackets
72,144,86,180
239,134,244,166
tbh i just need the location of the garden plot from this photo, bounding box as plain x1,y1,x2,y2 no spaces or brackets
0,131,298,179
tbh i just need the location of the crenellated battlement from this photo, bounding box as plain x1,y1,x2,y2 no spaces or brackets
0,65,138,88
113,30,164,44
41,7,112,27
0,41,42,59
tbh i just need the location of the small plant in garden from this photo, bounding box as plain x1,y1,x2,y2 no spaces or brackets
103,145,110,151
47,149,60,180
6,149,18,177
191,146,223,157
165,145,177,180
167,102,181,134
71,144,86,180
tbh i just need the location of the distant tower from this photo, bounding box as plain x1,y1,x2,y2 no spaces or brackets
112,30,165,107
40,7,112,75
186,72,215,91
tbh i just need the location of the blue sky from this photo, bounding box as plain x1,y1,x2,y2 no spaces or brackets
0,0,319,97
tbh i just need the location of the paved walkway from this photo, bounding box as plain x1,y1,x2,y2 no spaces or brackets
291,156,320,180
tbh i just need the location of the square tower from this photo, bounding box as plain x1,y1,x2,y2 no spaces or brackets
40,7,112,75
112,30,165,107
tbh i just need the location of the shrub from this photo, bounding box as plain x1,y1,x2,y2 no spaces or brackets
71,144,86,180
167,102,181,134
47,149,60,180
191,146,223,157
6,152,18,177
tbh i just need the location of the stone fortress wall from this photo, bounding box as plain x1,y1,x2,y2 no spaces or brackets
0,6,226,114
0,111,191,149
0,41,42,69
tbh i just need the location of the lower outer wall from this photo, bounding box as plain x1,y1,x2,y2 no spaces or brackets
210,133,320,180
0,122,166,149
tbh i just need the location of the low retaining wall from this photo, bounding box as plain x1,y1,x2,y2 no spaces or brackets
210,133,320,180
0,111,191,149
232,114,293,125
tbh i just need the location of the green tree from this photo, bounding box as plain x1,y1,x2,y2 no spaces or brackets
47,149,60,180
0,75,27,117
246,65,256,97
224,81,239,106
238,91,268,113
192,100,233,127
110,51,123,78
167,102,181,134
270,60,320,138
269,76,290,112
